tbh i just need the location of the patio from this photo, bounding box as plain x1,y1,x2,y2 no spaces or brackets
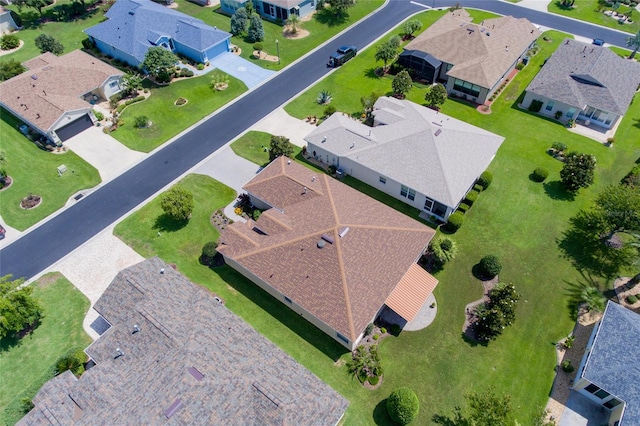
568,117,620,144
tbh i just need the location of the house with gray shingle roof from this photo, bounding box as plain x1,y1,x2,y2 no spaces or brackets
0,50,123,143
18,257,348,426
220,0,315,23
572,301,640,426
84,0,231,68
398,9,540,104
523,39,640,130
217,156,438,350
304,97,504,222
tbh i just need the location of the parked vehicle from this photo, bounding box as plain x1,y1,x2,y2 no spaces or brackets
592,38,605,46
328,45,357,68
0,224,6,240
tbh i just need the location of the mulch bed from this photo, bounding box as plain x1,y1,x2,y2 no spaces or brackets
210,209,232,232
20,194,42,209
0,176,13,191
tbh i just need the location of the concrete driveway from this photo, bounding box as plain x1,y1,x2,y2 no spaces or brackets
251,108,317,148
63,126,147,183
208,52,276,89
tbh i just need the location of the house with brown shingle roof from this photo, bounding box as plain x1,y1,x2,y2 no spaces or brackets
217,157,438,350
19,257,348,426
398,9,540,104
0,50,123,143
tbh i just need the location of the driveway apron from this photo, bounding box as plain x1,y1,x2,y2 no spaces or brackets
208,52,276,89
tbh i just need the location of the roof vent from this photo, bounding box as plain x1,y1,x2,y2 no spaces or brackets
321,233,334,244
187,366,204,381
486,32,490,36
160,268,165,274
114,348,124,359
303,186,307,194
31,75,37,80
132,324,140,334
322,136,326,143
287,159,291,165
434,129,442,137
317,240,326,248
164,399,183,419
128,10,135,15
339,227,350,238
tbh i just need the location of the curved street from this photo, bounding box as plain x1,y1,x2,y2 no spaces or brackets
0,0,634,279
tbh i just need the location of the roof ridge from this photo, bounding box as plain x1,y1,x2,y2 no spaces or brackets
232,225,336,260
346,223,430,233
262,210,293,231
223,222,261,247
323,175,357,341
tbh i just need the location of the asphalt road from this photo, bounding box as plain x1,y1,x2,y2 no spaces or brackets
0,0,633,279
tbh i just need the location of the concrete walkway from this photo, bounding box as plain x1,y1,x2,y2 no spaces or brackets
516,0,551,13
208,52,277,89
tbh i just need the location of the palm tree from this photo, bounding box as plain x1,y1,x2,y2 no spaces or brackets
286,14,301,34
580,285,606,312
626,31,640,60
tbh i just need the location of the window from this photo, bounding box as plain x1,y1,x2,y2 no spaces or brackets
566,107,576,118
585,384,600,394
453,79,481,98
594,389,611,399
545,100,555,111
379,176,387,184
336,332,349,344
424,197,434,211
109,81,118,88
407,188,415,201
603,398,622,409
283,296,292,304
400,185,408,197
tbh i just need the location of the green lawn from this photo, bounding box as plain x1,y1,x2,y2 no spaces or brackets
0,108,101,230
111,72,246,152
548,0,640,35
230,131,273,166
169,0,384,71
0,273,91,425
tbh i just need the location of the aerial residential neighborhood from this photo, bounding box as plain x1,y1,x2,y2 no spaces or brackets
1,0,640,425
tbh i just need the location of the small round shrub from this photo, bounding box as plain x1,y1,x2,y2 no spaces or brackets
202,241,218,258
478,171,493,189
561,359,574,373
387,387,419,425
458,203,470,213
328,165,337,175
93,110,104,121
134,115,149,128
380,327,387,334
479,255,502,279
551,142,567,152
252,209,262,221
368,375,380,386
0,34,20,50
473,184,483,192
464,189,479,206
196,63,204,70
627,294,638,304
430,236,458,264
253,42,263,52
373,334,379,340
532,167,549,182
445,212,464,233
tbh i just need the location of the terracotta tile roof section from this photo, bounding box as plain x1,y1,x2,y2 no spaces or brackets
18,257,348,425
218,157,437,341
0,50,122,133
385,263,438,322
405,9,540,89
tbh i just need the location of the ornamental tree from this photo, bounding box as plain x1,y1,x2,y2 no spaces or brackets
247,14,264,42
327,0,355,16
160,187,194,221
0,59,26,81
560,152,596,192
141,46,178,80
374,40,397,72
392,70,412,98
230,8,249,36
387,387,419,425
424,83,448,109
269,135,294,162
0,275,42,339
35,34,64,55
593,184,640,234
402,19,423,38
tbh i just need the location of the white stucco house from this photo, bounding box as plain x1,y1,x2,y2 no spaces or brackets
304,97,505,221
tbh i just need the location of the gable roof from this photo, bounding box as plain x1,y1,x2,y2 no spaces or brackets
581,301,640,425
305,97,504,207
405,9,540,88
19,257,348,426
0,50,122,133
217,157,437,342
525,38,640,115
84,0,231,64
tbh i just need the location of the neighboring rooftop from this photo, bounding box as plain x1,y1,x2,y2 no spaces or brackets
580,301,640,425
218,157,437,343
84,0,231,64
0,50,122,132
19,257,348,426
405,9,540,88
305,97,505,208
525,38,640,116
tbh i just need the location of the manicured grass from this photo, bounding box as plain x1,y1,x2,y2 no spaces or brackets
230,130,273,166
0,273,91,425
548,0,640,34
608,45,633,58
0,108,101,230
111,72,246,152
170,0,384,71
284,9,640,422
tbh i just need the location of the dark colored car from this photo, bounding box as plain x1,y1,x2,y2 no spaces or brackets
0,224,5,240
328,45,357,68
592,38,605,46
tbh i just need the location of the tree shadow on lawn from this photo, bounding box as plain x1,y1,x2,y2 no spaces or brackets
563,272,613,321
313,8,349,27
373,398,393,426
212,265,349,362
152,213,189,233
632,118,640,130
543,180,576,201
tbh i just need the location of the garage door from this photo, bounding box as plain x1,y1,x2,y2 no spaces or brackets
55,114,93,141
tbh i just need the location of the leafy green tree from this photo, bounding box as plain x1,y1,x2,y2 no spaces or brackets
627,30,640,60
424,83,448,109
121,72,143,96
560,152,596,192
403,19,423,38
474,283,519,341
141,46,178,80
374,41,398,71
387,387,419,425
429,237,458,265
580,285,606,312
0,59,26,81
286,14,301,34
55,348,86,376
14,0,49,16
160,187,194,221
34,34,64,55
269,135,294,162
465,387,515,426
0,34,20,50
392,70,412,98
360,91,381,119
327,0,355,16
388,35,402,50
0,275,42,339
594,184,640,234
247,14,264,42
478,255,502,279
230,8,249,36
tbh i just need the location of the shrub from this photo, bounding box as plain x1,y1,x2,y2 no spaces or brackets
268,135,294,162
0,34,20,50
55,348,86,376
532,167,549,182
35,34,64,55
253,42,263,52
373,334,379,340
160,187,194,221
252,209,262,221
368,375,380,385
465,189,479,205
202,241,218,259
458,203,470,213
364,323,374,336
478,171,493,189
380,327,387,334
134,115,149,128
196,63,204,70
627,294,638,304
390,324,401,336
555,110,563,119
445,212,464,232
473,184,483,192
324,105,337,117
561,152,597,192
430,236,458,265
387,387,420,425
479,255,502,279
561,359,574,373
317,89,332,105
92,110,104,121
551,142,567,152
515,62,525,70
328,165,337,175
0,58,26,81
